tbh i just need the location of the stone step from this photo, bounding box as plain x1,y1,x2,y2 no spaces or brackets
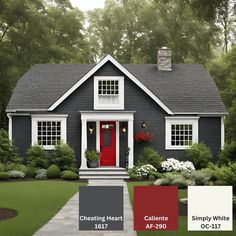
80,175,130,179
79,171,128,175
80,167,126,171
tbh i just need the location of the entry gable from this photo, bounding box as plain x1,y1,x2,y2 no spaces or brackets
48,54,173,114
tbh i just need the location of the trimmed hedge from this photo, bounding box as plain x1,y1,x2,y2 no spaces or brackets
61,170,79,180
47,165,61,178
0,172,10,180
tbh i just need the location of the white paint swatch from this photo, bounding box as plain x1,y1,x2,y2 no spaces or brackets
188,186,232,231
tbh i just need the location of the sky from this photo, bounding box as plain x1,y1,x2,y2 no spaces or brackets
70,0,105,11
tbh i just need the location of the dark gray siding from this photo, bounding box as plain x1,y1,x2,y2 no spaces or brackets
199,117,221,157
11,61,222,165
12,116,31,161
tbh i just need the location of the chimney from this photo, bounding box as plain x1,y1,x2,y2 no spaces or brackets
157,47,172,71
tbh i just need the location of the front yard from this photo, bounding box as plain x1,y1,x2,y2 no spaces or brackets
0,181,86,236
127,181,236,236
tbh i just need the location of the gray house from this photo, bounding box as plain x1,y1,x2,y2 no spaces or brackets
6,48,227,177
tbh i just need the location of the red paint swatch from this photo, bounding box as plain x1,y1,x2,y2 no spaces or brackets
134,186,178,231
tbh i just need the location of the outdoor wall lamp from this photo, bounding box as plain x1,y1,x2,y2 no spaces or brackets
88,126,94,135
122,125,127,133
141,121,146,128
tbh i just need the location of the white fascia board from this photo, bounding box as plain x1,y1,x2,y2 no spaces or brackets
6,109,48,112
81,112,134,121
48,54,173,114
31,114,68,118
174,112,228,116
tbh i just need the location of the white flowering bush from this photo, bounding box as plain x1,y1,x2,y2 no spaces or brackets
8,170,25,179
129,164,157,180
35,168,47,179
161,158,195,173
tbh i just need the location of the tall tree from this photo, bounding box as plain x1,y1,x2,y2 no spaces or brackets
0,0,90,129
87,0,219,64
208,46,236,142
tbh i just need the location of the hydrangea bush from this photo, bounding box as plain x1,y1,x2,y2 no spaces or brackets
161,158,195,172
8,170,25,179
129,164,157,180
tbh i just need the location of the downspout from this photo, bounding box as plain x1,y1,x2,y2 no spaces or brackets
7,113,12,140
221,117,225,150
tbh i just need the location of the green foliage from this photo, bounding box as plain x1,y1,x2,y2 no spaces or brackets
25,165,36,178
208,47,236,142
220,142,236,164
8,170,25,179
35,169,47,179
53,143,76,170
0,129,20,164
0,172,10,180
138,147,164,171
61,170,79,180
186,143,213,169
0,0,90,129
47,164,61,178
0,163,5,172
85,150,100,161
27,144,49,169
214,163,236,192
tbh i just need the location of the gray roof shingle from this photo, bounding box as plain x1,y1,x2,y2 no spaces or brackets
7,63,226,114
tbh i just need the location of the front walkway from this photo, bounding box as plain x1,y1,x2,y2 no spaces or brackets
34,180,136,236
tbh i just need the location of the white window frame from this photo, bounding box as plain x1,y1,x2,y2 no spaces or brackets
94,76,124,110
31,115,67,150
165,116,199,150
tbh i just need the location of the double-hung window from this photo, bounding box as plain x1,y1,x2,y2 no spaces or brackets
94,76,124,109
165,117,199,150
32,115,67,150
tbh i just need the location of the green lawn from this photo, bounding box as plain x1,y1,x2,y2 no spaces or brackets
0,180,86,236
127,181,236,236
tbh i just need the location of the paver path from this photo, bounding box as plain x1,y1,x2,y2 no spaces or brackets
34,179,136,236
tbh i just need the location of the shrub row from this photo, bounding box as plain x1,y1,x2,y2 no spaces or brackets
0,164,79,181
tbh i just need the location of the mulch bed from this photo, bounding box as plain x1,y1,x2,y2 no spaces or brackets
179,201,236,219
0,178,88,183
0,208,18,221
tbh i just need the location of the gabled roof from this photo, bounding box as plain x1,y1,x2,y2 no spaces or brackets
7,55,227,115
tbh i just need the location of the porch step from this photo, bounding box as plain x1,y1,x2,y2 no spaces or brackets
79,167,129,179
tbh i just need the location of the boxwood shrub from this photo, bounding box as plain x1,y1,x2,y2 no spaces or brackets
47,164,61,178
61,170,79,180
0,172,10,180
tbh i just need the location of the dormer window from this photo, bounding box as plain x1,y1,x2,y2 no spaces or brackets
94,76,124,109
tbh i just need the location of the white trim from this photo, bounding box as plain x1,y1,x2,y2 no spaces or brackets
80,112,134,121
81,119,87,168
128,119,134,168
165,116,199,150
7,113,12,141
174,112,228,116
31,115,67,150
80,112,134,169
94,76,124,110
221,117,225,150
48,54,173,114
6,109,48,112
116,121,120,167
31,114,68,118
96,121,100,152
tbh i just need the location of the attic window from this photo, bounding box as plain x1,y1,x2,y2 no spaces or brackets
165,117,199,150
94,76,124,109
31,115,67,150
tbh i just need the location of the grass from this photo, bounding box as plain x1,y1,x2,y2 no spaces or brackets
0,180,86,236
127,181,236,236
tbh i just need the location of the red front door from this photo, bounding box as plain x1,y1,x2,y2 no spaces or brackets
100,121,116,166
